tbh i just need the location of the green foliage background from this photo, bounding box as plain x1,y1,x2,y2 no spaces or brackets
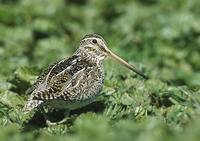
0,0,200,141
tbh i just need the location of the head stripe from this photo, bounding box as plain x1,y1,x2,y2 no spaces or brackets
82,33,104,40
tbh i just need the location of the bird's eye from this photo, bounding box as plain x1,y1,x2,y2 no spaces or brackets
92,39,97,44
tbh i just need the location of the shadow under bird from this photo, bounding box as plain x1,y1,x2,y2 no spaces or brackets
23,33,148,125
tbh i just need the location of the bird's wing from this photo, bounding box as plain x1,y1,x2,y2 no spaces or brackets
56,68,87,101
32,67,86,100
56,65,102,102
44,55,80,86
26,55,80,95
31,57,91,100
25,60,62,95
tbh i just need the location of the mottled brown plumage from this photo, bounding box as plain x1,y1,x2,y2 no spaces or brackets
23,33,147,125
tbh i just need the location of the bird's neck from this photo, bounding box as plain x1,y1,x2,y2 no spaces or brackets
74,48,104,65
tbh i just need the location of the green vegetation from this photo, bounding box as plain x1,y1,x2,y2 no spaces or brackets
0,0,200,140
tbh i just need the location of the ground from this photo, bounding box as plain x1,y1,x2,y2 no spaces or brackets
0,0,200,141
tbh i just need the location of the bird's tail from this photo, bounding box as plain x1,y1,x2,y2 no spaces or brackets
23,99,43,113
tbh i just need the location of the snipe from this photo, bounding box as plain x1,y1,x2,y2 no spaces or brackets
23,33,148,125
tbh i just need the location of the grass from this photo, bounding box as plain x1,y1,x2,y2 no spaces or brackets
0,0,200,141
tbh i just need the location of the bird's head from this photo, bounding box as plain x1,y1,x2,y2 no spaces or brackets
80,34,108,59
79,33,148,79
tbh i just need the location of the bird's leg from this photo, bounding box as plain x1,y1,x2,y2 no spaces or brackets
39,107,54,126
54,109,70,125
40,108,70,126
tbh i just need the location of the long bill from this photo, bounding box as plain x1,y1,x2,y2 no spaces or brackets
106,49,148,80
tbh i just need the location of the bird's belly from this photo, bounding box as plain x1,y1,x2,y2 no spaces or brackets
47,80,103,110
47,98,95,110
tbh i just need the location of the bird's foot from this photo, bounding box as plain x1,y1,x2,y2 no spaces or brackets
40,107,70,126
46,117,69,126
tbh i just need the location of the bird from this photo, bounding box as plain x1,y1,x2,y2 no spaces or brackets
23,33,148,125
